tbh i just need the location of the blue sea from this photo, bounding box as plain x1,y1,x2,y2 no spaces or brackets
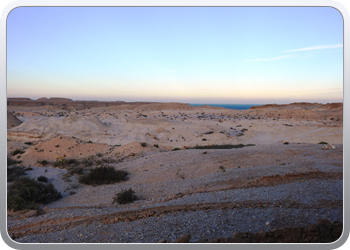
189,104,263,110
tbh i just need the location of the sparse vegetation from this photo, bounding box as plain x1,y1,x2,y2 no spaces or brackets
68,166,84,175
203,131,214,134
7,177,62,211
172,148,181,151
12,148,25,156
37,160,49,166
37,176,48,183
202,151,207,154
82,159,93,167
113,188,137,205
7,156,19,166
186,144,255,150
141,142,147,147
53,157,67,168
318,141,328,144
153,144,159,148
79,166,128,185
24,142,33,145
284,142,290,145
7,166,26,182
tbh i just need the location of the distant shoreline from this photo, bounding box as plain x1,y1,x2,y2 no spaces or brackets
190,104,263,110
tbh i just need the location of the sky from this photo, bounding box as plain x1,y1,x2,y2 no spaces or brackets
6,7,343,104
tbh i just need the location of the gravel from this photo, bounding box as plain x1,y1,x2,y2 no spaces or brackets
8,143,343,243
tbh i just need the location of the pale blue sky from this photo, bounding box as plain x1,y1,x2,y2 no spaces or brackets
7,7,343,104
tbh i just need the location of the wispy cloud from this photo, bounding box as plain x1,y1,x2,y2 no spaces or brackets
244,55,294,62
283,44,343,53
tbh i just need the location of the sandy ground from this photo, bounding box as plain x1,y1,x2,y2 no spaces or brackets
6,100,343,243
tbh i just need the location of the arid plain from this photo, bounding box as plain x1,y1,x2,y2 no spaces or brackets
7,98,343,243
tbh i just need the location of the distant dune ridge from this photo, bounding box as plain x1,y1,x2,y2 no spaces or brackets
6,98,343,243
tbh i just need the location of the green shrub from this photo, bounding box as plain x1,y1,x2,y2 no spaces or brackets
53,157,67,168
79,166,128,185
141,142,147,147
24,142,33,145
7,166,26,182
172,148,181,151
113,188,137,205
7,177,62,211
37,176,48,182
153,144,159,148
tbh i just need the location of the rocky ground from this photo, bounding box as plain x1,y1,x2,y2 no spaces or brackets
6,98,343,243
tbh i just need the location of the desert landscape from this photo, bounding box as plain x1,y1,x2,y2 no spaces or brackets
6,97,343,243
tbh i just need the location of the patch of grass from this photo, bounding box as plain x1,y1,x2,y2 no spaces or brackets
61,173,71,182
113,188,137,205
82,159,94,167
187,144,255,150
140,142,147,147
53,157,67,168
68,167,84,175
7,177,62,211
79,166,129,185
7,166,26,182
37,176,48,183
